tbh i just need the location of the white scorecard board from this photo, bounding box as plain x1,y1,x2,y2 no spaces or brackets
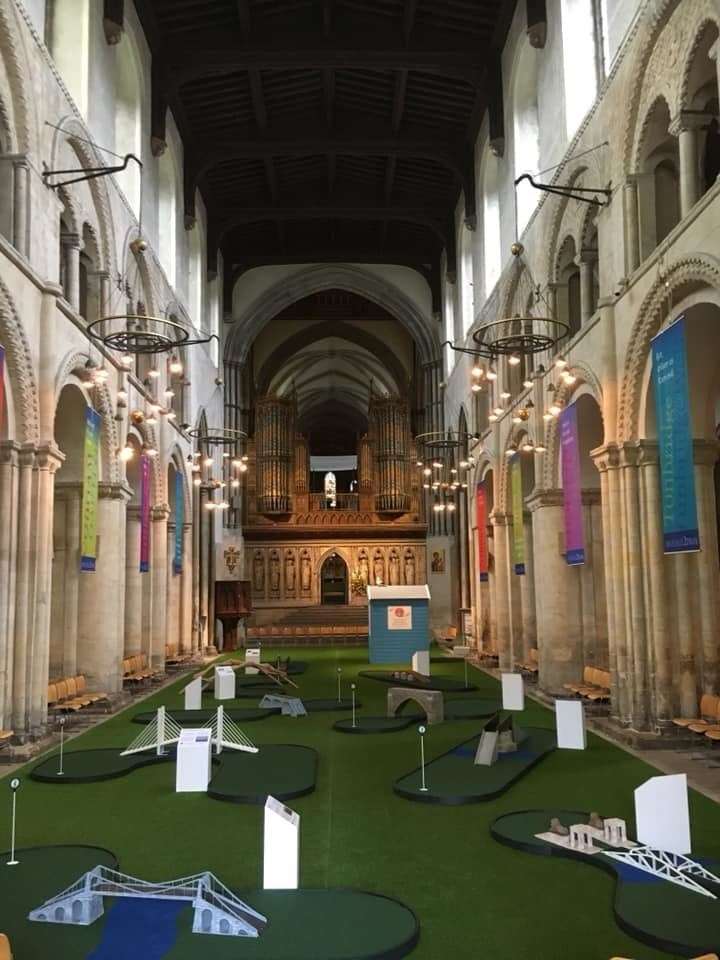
176,728,212,793
214,665,236,700
263,795,300,889
501,673,525,711
635,773,691,855
183,677,202,710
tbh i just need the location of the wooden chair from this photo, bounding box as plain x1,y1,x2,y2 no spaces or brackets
0,730,13,751
674,693,718,730
687,695,720,735
0,933,13,960
75,675,107,705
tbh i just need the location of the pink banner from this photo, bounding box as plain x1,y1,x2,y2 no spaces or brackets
559,403,585,565
476,483,489,582
140,453,151,573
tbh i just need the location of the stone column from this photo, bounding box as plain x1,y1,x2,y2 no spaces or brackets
124,507,143,654
0,442,19,729
579,491,601,668
11,446,36,736
622,177,640,275
78,484,129,695
637,442,673,725
490,511,512,670
166,521,180,652
528,490,582,695
150,504,170,669
55,484,82,677
61,232,81,311
577,254,597,326
29,445,63,731
693,441,720,695
519,514,537,660
670,112,705,217
12,157,29,257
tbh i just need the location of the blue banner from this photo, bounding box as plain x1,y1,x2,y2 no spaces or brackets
559,403,585,565
651,316,699,554
173,469,184,574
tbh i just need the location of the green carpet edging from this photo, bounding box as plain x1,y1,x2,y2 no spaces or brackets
359,670,477,692
0,846,418,960
490,809,720,956
30,748,173,783
208,744,318,804
131,707,279,725
333,715,423,734
393,726,557,805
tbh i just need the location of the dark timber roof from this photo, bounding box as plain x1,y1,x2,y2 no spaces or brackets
134,0,517,300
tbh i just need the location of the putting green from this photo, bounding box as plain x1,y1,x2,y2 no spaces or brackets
208,744,318,803
444,698,502,719
359,670,476,692
30,748,172,783
0,845,117,958
132,707,278,725
333,715,422,733
1,846,418,960
394,726,556,804
491,809,720,955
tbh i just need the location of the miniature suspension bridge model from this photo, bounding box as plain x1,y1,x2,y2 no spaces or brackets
28,865,268,937
121,706,258,757
605,846,720,898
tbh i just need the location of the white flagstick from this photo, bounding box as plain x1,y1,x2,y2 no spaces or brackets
57,717,66,776
6,778,20,865
418,726,428,792
351,684,357,728
336,667,342,704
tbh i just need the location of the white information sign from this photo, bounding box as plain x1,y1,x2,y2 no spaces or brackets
246,647,261,676
412,651,430,676
263,795,300,889
388,605,412,630
555,699,586,750
176,728,212,793
214,665,236,700
635,773,691,855
183,677,202,711
501,673,525,711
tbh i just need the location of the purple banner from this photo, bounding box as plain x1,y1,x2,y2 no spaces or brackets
140,453,151,573
559,403,585,565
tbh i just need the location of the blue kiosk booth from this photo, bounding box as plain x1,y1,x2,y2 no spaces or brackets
366,585,431,664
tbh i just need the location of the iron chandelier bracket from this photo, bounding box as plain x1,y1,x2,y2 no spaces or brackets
43,153,143,190
514,173,611,207
87,314,219,355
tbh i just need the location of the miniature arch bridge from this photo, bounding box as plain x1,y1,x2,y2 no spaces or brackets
28,865,268,937
605,846,720,899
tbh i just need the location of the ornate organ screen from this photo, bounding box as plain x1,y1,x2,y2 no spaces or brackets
370,397,410,514
256,396,294,514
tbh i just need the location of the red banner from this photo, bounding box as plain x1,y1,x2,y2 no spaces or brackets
476,483,489,582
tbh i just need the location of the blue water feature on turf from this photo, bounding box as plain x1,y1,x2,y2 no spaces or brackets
87,898,184,959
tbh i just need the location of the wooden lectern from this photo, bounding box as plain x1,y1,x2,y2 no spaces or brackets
214,580,252,651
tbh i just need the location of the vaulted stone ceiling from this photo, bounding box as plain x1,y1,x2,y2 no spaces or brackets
133,0,521,300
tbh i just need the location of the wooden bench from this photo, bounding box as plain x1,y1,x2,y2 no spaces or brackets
478,644,499,665
48,676,108,714
516,647,539,676
673,694,720,735
0,730,13,750
122,654,158,687
0,933,12,960
165,644,191,667
564,666,611,702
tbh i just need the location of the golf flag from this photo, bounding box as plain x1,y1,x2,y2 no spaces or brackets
80,407,101,572
140,453,151,572
651,316,700,554
511,455,525,575
173,468,184,574
476,482,489,582
559,402,585,565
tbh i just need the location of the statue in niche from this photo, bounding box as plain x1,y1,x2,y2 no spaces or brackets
389,550,400,586
269,551,281,594
373,551,385,586
253,551,265,593
404,550,415,585
301,552,312,592
358,550,369,585
285,551,296,593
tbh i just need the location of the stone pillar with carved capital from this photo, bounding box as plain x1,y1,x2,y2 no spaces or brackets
490,511,512,670
670,111,707,217
61,232,81,312
622,177,640,275
151,503,170,668
124,506,143,655
0,441,19,729
693,441,720,696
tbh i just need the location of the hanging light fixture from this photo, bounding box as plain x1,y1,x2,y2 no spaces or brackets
118,443,134,462
169,355,183,375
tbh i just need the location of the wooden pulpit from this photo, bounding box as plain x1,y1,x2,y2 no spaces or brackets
215,580,252,651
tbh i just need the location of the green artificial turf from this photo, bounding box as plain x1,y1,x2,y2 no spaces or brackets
132,707,279,725
5,648,720,959
207,744,318,803
359,669,477,691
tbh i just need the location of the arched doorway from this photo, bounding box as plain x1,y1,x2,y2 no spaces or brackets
320,553,347,604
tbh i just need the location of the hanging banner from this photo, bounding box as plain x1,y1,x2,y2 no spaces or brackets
511,455,525,575
651,316,700,554
140,453,151,573
0,345,5,433
476,482,489,582
173,469,184,574
559,403,585,565
80,407,101,572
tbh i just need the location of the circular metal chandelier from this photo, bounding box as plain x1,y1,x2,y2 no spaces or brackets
187,426,248,448
87,313,218,355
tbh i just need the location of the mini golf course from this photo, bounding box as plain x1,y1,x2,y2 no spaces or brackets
359,670,476,692
6,648,720,959
332,698,502,734
491,809,720,955
0,845,418,960
393,725,557,803
207,744,318,803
